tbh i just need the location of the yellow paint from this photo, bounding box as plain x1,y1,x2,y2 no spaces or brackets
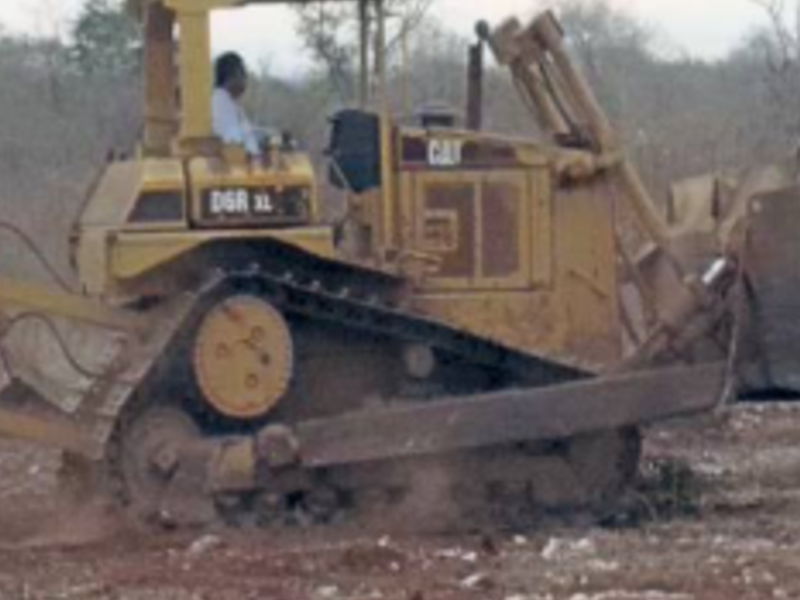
0,405,94,458
76,151,322,294
176,10,212,142
188,155,319,222
357,127,622,369
76,2,627,377
193,294,293,420
210,438,257,492
111,228,336,281
0,277,145,332
142,2,177,156
409,170,533,291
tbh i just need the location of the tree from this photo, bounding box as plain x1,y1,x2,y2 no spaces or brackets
294,0,435,103
70,0,140,77
524,1,762,193
550,0,655,119
741,0,800,148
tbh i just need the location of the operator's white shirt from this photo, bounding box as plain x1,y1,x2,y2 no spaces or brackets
212,88,260,156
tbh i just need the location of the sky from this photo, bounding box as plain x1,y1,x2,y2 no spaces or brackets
0,0,768,76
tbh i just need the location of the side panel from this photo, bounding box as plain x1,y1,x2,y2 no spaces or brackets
187,155,317,228
74,158,187,295
405,166,621,370
410,170,535,291
554,181,621,366
110,228,337,282
411,292,566,362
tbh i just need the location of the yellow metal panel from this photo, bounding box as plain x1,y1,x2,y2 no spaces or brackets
412,291,586,370
75,158,186,293
188,155,316,187
379,112,396,253
409,168,621,370
0,277,145,332
477,171,532,287
530,169,553,287
80,162,143,227
398,173,415,253
140,159,186,190
399,127,551,169
111,228,336,280
412,170,532,291
142,2,177,156
553,181,622,365
187,155,318,223
79,159,185,228
176,10,212,140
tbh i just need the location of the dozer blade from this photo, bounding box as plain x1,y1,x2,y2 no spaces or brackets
292,362,725,468
179,361,726,516
744,185,800,391
0,283,201,460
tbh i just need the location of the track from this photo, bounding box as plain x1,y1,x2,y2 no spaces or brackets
72,255,635,530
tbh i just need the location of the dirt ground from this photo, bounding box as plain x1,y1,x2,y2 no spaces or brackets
2,404,800,600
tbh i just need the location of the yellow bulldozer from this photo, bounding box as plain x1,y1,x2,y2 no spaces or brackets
0,0,783,527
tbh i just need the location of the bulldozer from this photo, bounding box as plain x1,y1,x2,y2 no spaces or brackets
0,0,764,528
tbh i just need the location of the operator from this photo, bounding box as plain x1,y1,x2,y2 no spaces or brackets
212,52,261,157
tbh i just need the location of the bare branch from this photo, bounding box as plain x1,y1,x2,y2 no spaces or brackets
294,0,436,101
749,0,799,70
384,0,435,56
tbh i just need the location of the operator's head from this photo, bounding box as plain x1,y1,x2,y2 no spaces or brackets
215,52,248,99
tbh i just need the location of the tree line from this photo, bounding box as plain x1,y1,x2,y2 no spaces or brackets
0,0,797,270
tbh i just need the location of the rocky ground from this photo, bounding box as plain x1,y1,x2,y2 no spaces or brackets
1,404,800,600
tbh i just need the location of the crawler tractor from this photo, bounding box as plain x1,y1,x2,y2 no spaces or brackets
0,2,768,527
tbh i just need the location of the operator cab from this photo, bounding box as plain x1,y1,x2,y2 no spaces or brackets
71,0,347,296
133,0,320,233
